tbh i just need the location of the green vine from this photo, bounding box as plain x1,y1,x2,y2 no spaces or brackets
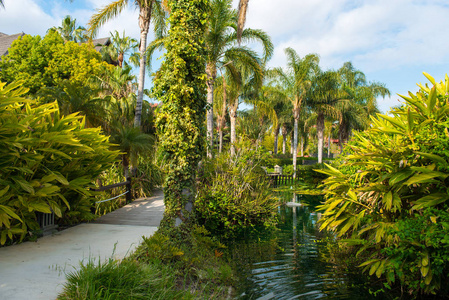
153,0,209,226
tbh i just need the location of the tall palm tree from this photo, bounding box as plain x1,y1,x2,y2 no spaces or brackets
87,0,167,128
307,70,346,164
205,0,273,157
271,48,319,177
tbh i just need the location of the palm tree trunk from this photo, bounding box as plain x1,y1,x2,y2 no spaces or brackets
230,105,237,156
218,78,227,154
282,123,287,154
206,63,216,158
122,154,130,179
218,123,223,153
317,112,324,164
293,117,298,178
134,4,153,128
300,135,304,157
273,124,280,154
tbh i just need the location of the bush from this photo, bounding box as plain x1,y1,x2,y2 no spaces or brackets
196,147,278,238
318,73,449,296
0,81,118,244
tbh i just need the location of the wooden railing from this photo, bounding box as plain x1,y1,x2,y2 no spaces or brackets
38,178,133,233
267,174,295,188
90,177,133,204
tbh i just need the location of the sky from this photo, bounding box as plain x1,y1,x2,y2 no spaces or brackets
1,0,449,113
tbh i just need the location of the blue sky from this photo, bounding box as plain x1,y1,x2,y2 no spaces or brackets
1,0,449,113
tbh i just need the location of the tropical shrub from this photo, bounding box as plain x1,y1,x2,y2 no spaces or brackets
0,31,110,95
0,81,118,244
196,146,278,238
318,73,449,296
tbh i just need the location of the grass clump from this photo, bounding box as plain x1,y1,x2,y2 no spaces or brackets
59,257,186,300
59,224,235,299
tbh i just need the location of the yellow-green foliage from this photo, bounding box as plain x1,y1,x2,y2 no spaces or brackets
0,81,119,245
0,31,111,95
318,73,449,296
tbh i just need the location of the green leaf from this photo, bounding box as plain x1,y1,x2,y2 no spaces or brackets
0,186,10,198
13,178,35,194
412,193,449,210
369,261,380,276
415,152,447,166
0,205,22,223
405,172,447,186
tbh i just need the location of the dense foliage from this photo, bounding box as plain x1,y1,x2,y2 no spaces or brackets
153,0,209,225
196,145,278,238
0,31,110,95
0,81,119,245
318,73,449,296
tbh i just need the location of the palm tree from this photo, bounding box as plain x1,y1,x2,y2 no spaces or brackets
49,15,87,42
271,48,319,177
102,31,138,68
248,86,279,147
92,65,137,100
337,62,390,152
272,96,291,154
307,70,346,164
37,81,105,128
205,0,273,157
87,0,167,128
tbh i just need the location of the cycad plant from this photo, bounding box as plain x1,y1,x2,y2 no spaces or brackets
318,73,449,296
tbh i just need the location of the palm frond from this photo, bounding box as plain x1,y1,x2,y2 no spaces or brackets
88,0,129,39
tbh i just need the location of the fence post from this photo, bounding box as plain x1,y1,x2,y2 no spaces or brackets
125,177,133,203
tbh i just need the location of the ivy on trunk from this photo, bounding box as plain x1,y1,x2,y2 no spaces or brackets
154,0,209,226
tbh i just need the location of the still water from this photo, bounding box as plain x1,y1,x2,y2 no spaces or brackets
229,193,386,300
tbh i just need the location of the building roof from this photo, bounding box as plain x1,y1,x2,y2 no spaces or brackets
0,32,25,57
91,37,111,52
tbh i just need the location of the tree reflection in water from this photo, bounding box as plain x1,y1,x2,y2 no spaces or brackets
228,192,387,300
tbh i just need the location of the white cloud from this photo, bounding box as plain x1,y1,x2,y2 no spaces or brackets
0,0,58,36
241,0,449,72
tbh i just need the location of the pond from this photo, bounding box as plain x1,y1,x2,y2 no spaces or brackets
228,192,387,300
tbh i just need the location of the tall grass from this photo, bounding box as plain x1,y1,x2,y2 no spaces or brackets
58,257,189,300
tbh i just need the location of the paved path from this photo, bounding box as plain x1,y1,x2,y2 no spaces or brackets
0,189,164,300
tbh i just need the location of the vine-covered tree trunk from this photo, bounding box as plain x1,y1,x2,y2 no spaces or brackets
229,104,237,157
154,0,209,227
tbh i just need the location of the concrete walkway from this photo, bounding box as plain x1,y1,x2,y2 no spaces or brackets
0,189,164,300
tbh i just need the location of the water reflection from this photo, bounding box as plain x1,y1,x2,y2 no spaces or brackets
229,193,383,300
